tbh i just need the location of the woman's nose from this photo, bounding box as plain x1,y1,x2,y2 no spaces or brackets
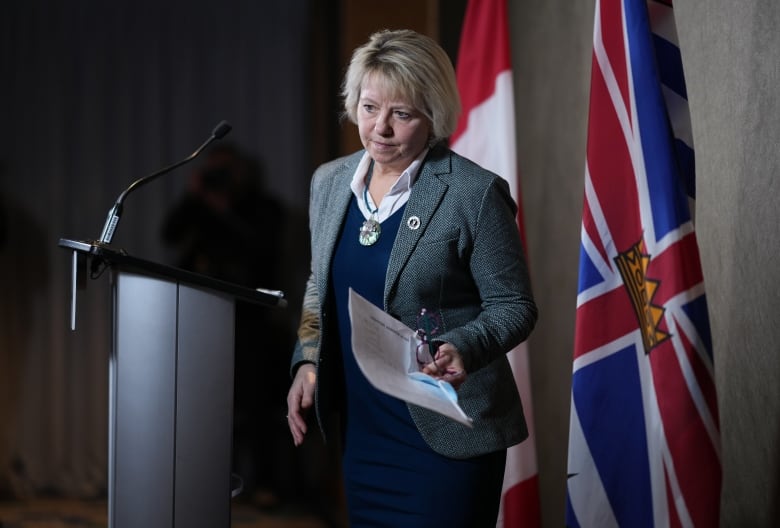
374,111,392,135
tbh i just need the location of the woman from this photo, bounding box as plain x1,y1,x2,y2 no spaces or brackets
286,29,537,527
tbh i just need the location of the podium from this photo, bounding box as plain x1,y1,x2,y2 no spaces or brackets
59,238,286,528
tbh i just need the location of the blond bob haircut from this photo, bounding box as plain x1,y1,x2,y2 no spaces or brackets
342,29,461,145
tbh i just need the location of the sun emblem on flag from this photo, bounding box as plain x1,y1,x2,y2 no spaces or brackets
614,238,670,353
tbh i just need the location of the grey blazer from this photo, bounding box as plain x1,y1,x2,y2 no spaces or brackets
291,144,537,459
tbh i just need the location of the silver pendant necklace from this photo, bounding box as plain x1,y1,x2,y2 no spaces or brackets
359,162,381,246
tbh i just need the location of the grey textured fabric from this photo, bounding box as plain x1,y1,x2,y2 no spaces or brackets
291,144,537,459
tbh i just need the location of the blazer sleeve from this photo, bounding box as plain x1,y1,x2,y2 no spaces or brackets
289,153,357,376
434,175,537,372
289,179,321,375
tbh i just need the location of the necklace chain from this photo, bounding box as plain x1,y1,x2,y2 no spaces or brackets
363,161,378,215
358,161,381,246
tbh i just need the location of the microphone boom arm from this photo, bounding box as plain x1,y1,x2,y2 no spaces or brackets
96,120,231,245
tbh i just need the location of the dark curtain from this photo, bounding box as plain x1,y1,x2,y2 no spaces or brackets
0,0,319,499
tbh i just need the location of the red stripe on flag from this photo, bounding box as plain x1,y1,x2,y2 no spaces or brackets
599,0,632,124
650,338,721,527
586,57,642,250
451,0,512,144
676,315,719,428
650,233,705,305
502,474,541,527
664,467,684,528
574,286,637,359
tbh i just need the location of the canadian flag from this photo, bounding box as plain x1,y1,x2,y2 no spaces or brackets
450,1,541,527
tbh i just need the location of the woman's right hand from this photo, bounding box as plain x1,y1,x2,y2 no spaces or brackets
286,363,317,446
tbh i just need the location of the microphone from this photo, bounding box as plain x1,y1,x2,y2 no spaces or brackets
96,120,232,245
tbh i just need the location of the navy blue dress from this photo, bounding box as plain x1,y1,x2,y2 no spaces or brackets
330,197,506,527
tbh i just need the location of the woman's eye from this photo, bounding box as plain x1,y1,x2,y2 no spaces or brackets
363,104,375,113
395,111,411,119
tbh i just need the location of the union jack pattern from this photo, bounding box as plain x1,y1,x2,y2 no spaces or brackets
565,1,721,526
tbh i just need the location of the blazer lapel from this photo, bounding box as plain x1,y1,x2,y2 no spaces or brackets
384,147,452,306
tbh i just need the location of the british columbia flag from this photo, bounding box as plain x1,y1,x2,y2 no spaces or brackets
566,1,721,527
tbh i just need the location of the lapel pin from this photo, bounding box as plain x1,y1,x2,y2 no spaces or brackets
407,216,421,230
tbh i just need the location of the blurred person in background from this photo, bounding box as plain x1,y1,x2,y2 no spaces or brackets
162,144,292,509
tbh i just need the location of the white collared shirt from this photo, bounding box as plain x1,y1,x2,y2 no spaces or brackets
349,149,428,223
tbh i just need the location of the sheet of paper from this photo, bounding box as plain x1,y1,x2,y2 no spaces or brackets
348,288,473,427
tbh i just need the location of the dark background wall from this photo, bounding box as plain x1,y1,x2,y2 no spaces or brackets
0,0,319,509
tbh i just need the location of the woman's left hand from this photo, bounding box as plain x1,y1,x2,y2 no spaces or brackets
421,342,468,389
